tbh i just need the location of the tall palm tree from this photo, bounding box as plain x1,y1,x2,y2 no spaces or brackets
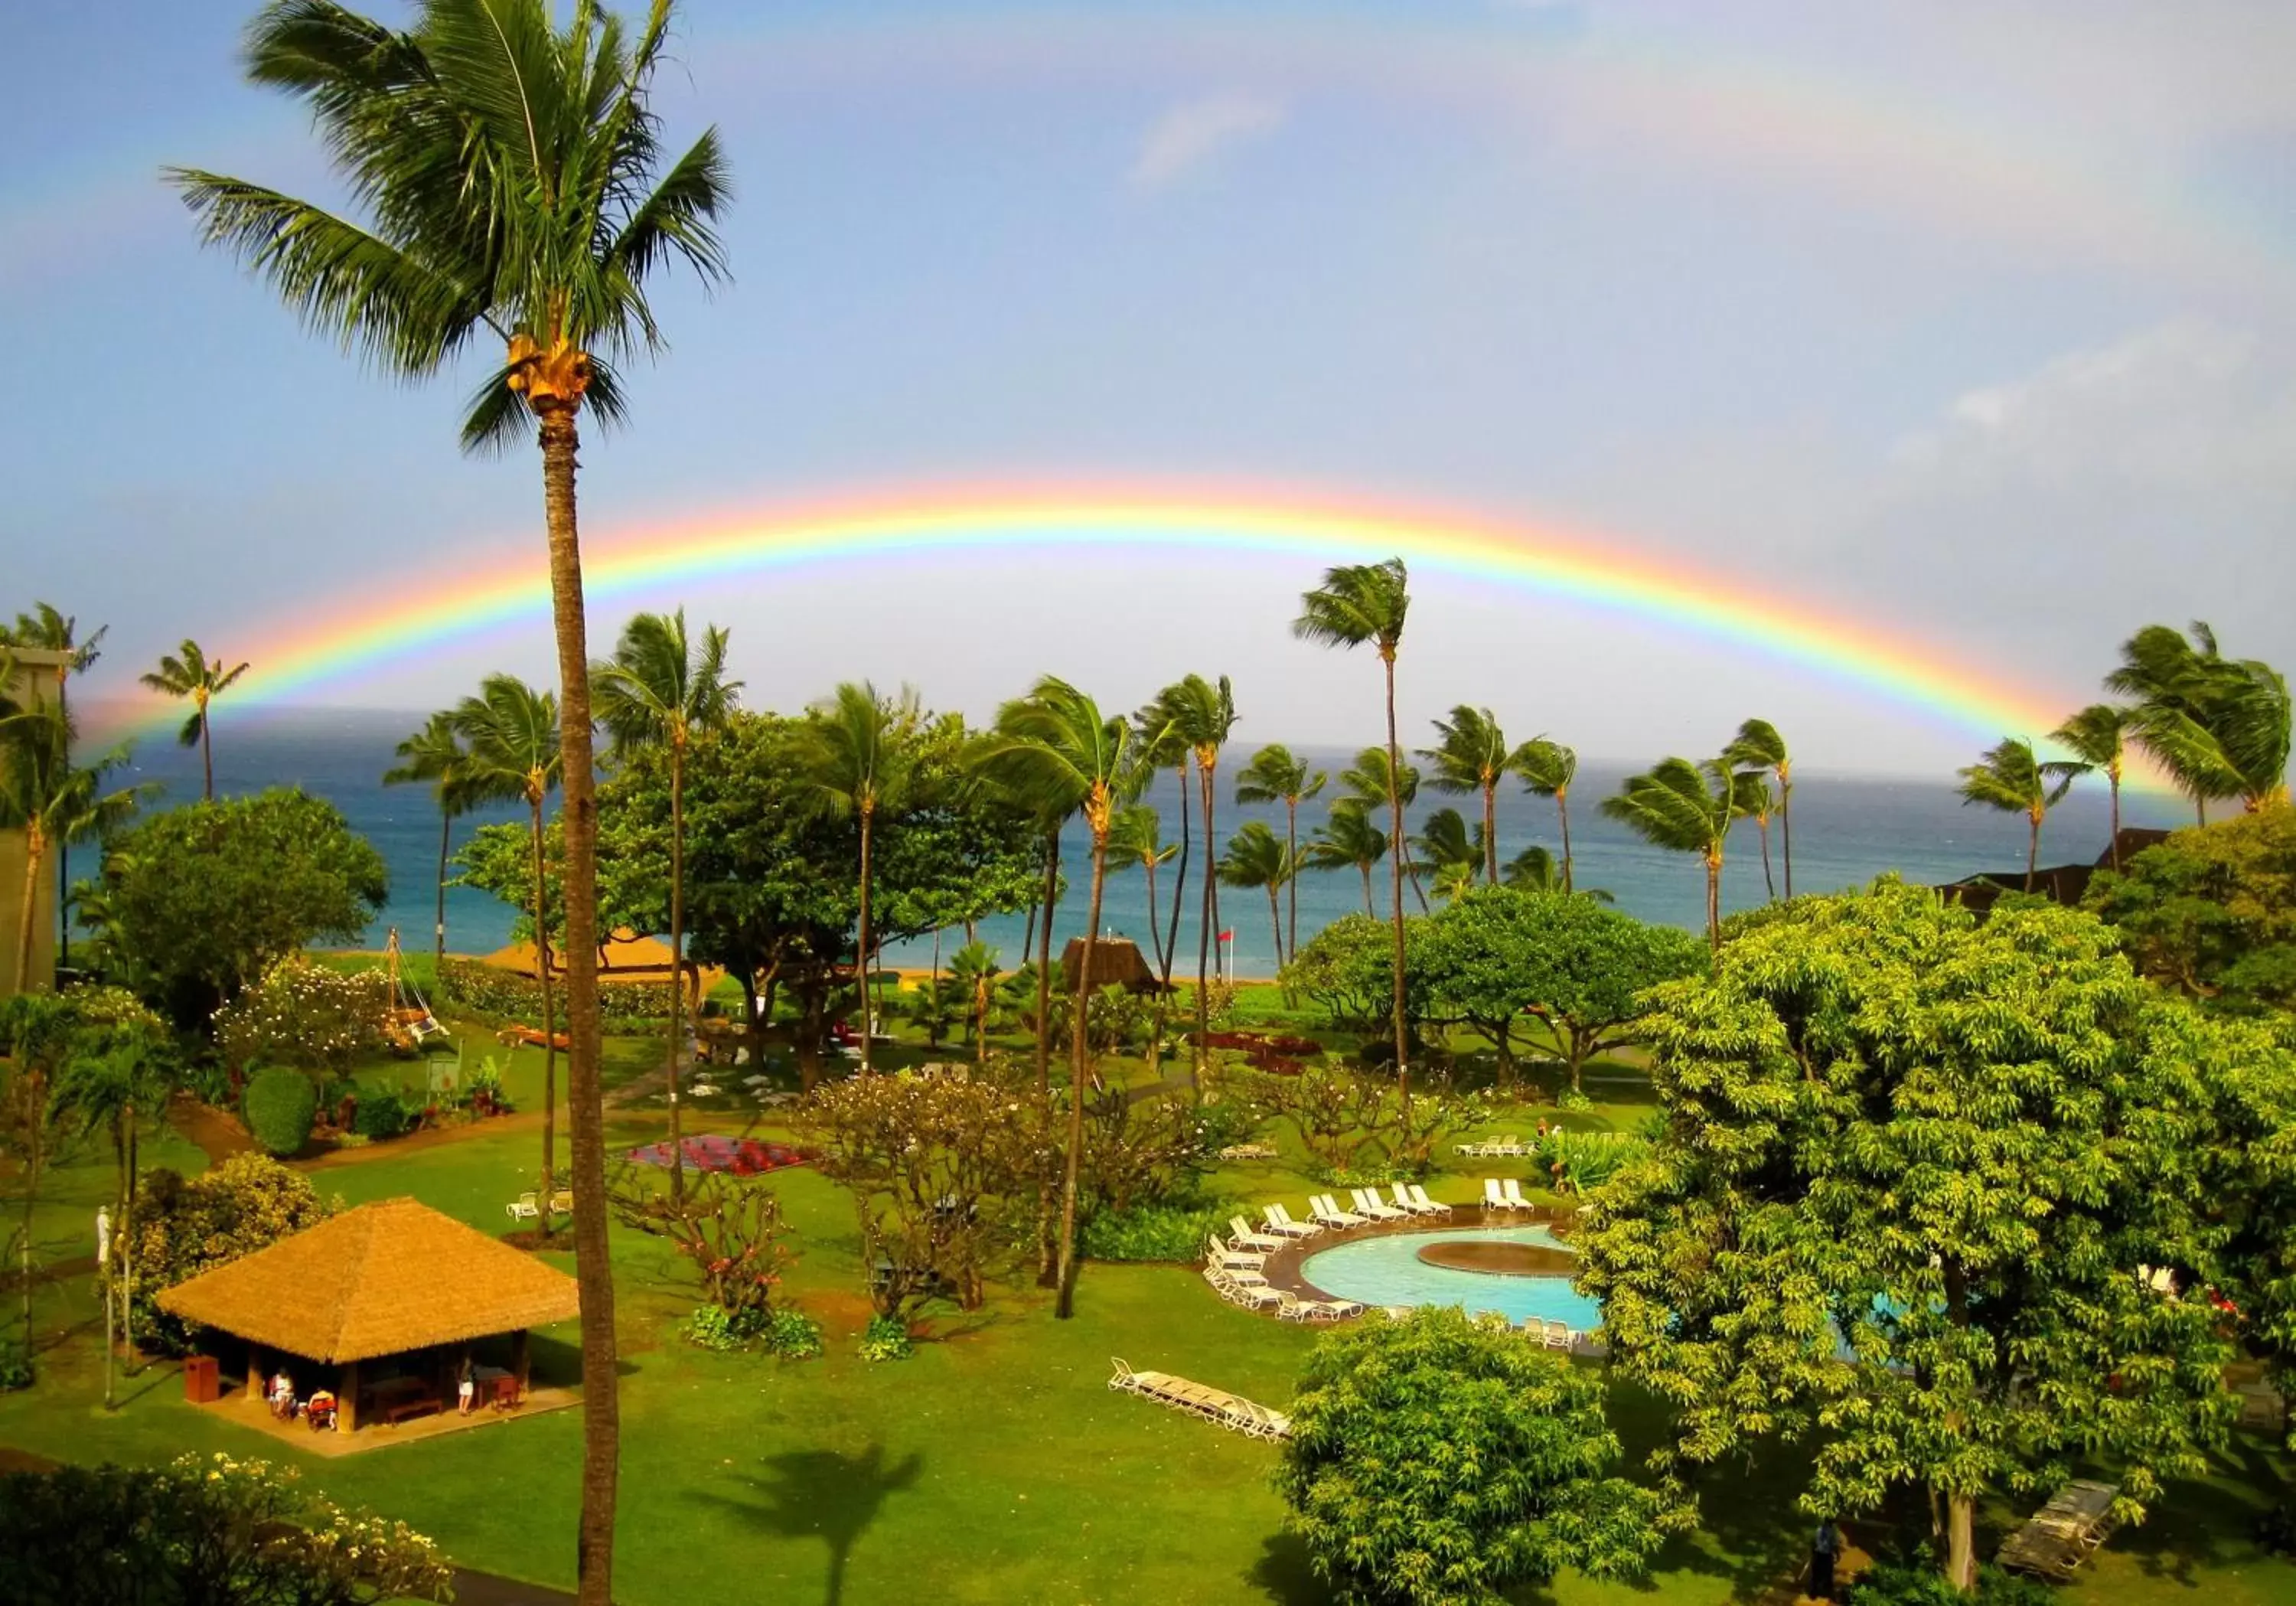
0,606,106,964
1513,738,1578,893
947,941,1001,1065
1157,675,1236,1083
594,609,738,1187
0,704,145,994
1108,805,1176,968
382,712,477,972
1600,756,1751,949
1723,719,1793,899
970,677,1139,1319
1304,803,1389,914
1234,744,1326,965
1295,559,1413,1096
452,674,565,1209
2050,704,2139,868
796,682,916,1076
53,1023,171,1365
1957,738,2089,892
1217,822,1294,975
1737,773,1779,901
1339,746,1428,910
1418,707,1515,883
138,641,248,801
171,5,730,1584
2105,622,2290,817
1130,699,1194,994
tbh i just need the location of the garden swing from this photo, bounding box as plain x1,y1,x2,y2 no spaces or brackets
380,929,452,1056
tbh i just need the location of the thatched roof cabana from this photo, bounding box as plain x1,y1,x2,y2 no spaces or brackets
1060,935,1165,994
482,927,724,1000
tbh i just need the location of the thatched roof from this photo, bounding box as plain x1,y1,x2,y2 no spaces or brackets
157,1198,579,1363
1060,935,1164,994
482,928,723,996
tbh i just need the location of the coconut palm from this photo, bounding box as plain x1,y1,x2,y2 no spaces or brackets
0,606,106,962
1234,744,1326,964
1737,773,1779,901
1513,738,1579,893
171,5,731,1576
1957,738,2090,892
1156,675,1237,1082
1130,699,1194,991
138,641,248,801
1503,844,1614,903
947,942,1002,1064
1339,746,1428,911
2050,704,2139,867
594,610,738,1188
1217,821,1295,974
970,677,1140,1319
452,674,565,1214
1600,756,1752,949
796,683,918,1076
0,704,146,994
52,1022,171,1365
1723,719,1793,899
1108,805,1177,969
1410,807,1482,896
382,712,478,973
1304,803,1390,914
1418,707,1515,883
2105,622,2290,817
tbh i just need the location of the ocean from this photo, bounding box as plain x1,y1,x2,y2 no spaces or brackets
100,708,2184,978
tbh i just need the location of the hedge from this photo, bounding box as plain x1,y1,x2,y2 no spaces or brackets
240,1067,318,1157
432,956,667,1027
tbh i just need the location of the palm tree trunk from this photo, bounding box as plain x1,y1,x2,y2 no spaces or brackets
1163,763,1190,982
199,707,214,801
1194,758,1217,1082
434,811,452,972
666,746,687,1203
536,403,620,1606
1143,858,1163,978
2108,766,2122,868
1556,792,1574,894
1055,827,1111,1319
1382,655,1410,1110
12,824,42,996
1265,886,1283,974
119,1108,136,1366
1482,781,1499,883
1756,817,1776,901
1285,797,1300,961
1777,769,1792,899
2025,809,2040,893
1034,827,1059,1095
1361,861,1375,914
856,805,874,1075
528,800,557,1212
1704,851,1721,952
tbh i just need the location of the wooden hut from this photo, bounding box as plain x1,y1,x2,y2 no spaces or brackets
158,1198,579,1431
1937,827,2174,917
1059,935,1165,994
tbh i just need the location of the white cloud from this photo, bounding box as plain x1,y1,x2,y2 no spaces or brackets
1130,93,1287,188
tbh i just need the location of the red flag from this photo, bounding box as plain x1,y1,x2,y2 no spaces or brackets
1218,929,1234,942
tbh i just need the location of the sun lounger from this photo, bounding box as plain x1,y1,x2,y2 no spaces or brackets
549,1189,575,1216
1483,1179,1518,1213
1310,1194,1369,1229
1998,1480,2122,1581
1501,1178,1533,1211
1388,1182,1436,1216
1229,1216,1286,1252
1274,1291,1363,1323
1350,1187,1408,1222
1526,1317,1573,1350
1407,1183,1453,1217
1487,1134,1524,1157
1453,1138,1489,1157
1206,1236,1267,1271
504,1191,540,1222
1213,1271,1281,1311
1264,1203,1321,1239
1218,1142,1280,1160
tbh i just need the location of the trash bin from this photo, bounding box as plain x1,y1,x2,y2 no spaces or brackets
183,1354,220,1404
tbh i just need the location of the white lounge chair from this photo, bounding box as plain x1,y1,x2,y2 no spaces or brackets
1264,1203,1321,1239
1527,1317,1572,1350
504,1191,541,1222
1502,1178,1534,1211
1310,1194,1368,1229
1350,1187,1408,1222
1229,1216,1286,1252
1487,1134,1524,1157
1453,1138,1489,1157
1408,1183,1454,1217
1483,1178,1514,1213
1206,1236,1267,1271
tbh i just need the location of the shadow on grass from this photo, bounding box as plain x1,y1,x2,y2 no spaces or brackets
1248,1529,1323,1605
2108,1429,2291,1586
704,1444,922,1606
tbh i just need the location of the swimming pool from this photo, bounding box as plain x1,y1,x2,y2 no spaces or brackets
1300,1226,1603,1330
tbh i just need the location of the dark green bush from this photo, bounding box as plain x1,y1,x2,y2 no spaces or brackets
432,958,662,1027
858,1313,912,1363
240,1068,316,1157
763,1307,824,1360
1080,1200,1234,1262
0,1339,32,1391
1845,1562,2052,1606
352,1088,411,1140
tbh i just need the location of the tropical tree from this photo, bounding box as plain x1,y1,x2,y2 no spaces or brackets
0,605,106,961
946,942,1003,1063
1217,821,1294,976
1156,675,1236,1081
969,677,1140,1318
1513,737,1579,893
1304,803,1389,916
2107,622,2291,817
1737,772,1779,902
381,712,476,971
1722,719,1793,899
1600,757,1750,949
1502,844,1613,903
1130,699,1194,994
1339,746,1428,911
452,675,565,1213
1234,743,1326,963
2085,805,2296,1015
53,1017,174,1365
1956,737,2089,892
0,704,145,995
594,610,736,1186
1410,807,1481,905
1296,559,1413,1095
170,2,732,1584
1419,706,1516,883
2051,703,2139,867
794,682,916,1076
137,641,248,802
1107,805,1176,968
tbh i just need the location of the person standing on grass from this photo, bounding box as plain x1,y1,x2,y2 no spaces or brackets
1809,1518,1841,1600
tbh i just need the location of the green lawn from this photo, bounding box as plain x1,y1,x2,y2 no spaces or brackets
5,993,2293,1604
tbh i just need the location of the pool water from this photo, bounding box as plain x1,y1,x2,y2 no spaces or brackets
1300,1226,1603,1330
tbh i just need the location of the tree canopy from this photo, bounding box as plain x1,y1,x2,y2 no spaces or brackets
2085,804,2296,1016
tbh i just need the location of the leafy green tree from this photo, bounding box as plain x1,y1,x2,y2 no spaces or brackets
137,640,248,801
171,2,733,1579
0,603,106,962
0,702,145,994
2084,805,2296,1014
1234,743,1326,963
1512,737,1579,893
2106,622,2290,818
1277,1307,1659,1606
1217,821,1294,975
946,942,1003,1062
1296,559,1415,1099
1956,736,2087,891
1417,886,1704,1087
1304,801,1389,915
1418,706,1516,883
1723,719,1793,899
1600,756,1751,948
2050,703,2138,867
83,790,386,1030
381,711,478,971
794,682,918,1074
1576,882,2244,1591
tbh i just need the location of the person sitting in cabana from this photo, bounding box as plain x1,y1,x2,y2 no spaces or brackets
269,1367,296,1419
305,1389,338,1431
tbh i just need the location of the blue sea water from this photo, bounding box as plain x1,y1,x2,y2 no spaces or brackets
1300,1224,1603,1329
98,707,2185,974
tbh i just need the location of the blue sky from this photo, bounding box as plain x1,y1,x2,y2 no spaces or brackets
5,0,2294,775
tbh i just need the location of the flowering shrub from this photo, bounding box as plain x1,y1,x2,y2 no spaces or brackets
214,958,384,1075
128,1155,339,1352
241,1066,318,1157
765,1307,826,1360
858,1313,913,1363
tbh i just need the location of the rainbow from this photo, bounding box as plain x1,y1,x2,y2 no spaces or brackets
106,491,2089,749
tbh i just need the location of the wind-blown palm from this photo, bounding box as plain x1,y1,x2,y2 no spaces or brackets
594,609,738,1179
383,711,478,972
1600,756,1750,948
1217,822,1295,973
1295,558,1413,1098
1234,743,1326,966
1108,805,1176,971
2105,622,2289,816
1503,844,1613,903
1154,674,1236,1085
1,605,106,961
452,674,566,1217
1512,738,1578,893
1304,803,1389,914
0,703,147,994
1411,807,1482,900
138,640,248,801
795,682,917,1076
1339,746,1428,912
2050,703,2138,867
51,1023,171,1360
1130,700,1193,991
946,941,1002,1064
970,677,1141,1320
171,6,731,1579
1418,707,1515,883
1723,719,1792,899
1957,737,2089,892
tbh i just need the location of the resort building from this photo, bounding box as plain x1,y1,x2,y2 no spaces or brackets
0,646,66,999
